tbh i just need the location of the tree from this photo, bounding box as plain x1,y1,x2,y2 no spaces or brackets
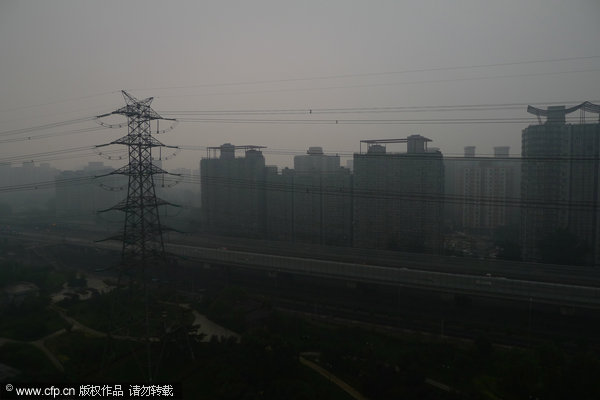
0,202,12,217
538,229,589,266
493,225,522,261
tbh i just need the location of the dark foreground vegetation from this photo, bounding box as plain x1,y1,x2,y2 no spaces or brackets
1,238,599,399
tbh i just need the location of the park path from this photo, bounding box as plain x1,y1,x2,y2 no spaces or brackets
1,301,241,377
49,305,106,338
32,331,65,373
0,330,65,373
0,305,134,375
177,303,240,342
299,355,369,400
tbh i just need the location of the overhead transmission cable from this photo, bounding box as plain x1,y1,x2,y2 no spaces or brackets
130,55,600,92
158,100,600,116
5,55,597,116
154,173,600,212
3,170,595,214
0,126,108,144
0,116,96,137
176,117,546,125
0,91,119,114
178,145,600,160
0,175,97,193
4,56,597,116
0,145,123,165
154,68,600,98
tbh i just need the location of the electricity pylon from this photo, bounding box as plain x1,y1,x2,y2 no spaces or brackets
95,91,185,383
97,91,178,277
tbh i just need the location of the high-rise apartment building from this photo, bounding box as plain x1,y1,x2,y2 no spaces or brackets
200,143,267,238
353,135,444,253
521,102,600,265
445,146,520,233
263,147,352,245
264,166,294,241
291,147,352,245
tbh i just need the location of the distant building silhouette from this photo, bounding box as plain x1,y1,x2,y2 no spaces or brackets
200,144,267,238
352,135,444,253
291,147,352,245
55,162,125,220
445,146,520,233
264,166,294,241
521,102,600,265
0,161,58,213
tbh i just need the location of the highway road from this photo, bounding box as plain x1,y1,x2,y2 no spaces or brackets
7,228,600,287
4,229,600,308
165,232,600,288
167,241,600,309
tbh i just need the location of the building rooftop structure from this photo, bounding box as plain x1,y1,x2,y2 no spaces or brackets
527,101,600,125
205,143,266,159
359,135,434,154
294,146,341,172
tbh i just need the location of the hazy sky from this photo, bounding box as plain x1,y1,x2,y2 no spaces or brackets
1,0,599,171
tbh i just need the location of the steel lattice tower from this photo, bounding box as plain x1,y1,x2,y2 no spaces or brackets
97,91,177,275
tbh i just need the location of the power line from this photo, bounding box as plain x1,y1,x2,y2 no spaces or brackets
156,173,600,212
0,175,96,193
0,91,119,114
2,171,596,213
129,55,600,92
0,116,96,137
0,104,116,127
179,145,600,161
0,131,595,167
0,126,108,144
1,98,598,166
158,100,600,116
155,68,600,98
0,145,123,165
176,117,544,125
3,56,597,116
0,145,93,162
1,99,595,144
